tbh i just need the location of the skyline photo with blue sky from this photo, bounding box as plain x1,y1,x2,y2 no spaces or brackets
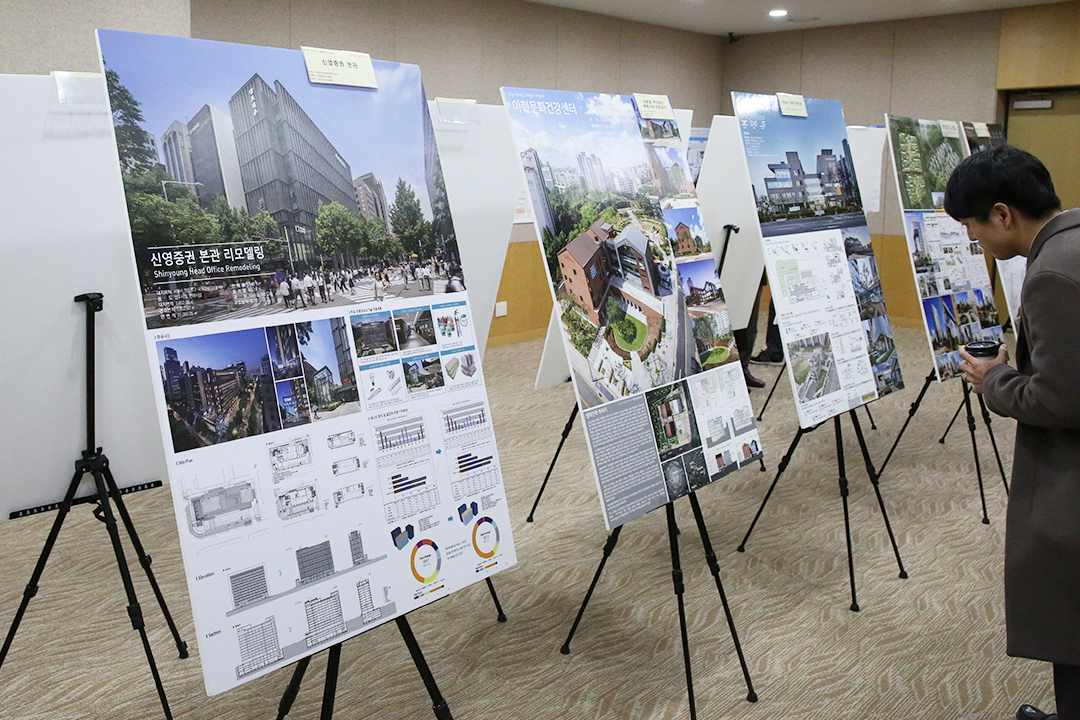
731,93,857,200
502,87,648,173
98,30,435,216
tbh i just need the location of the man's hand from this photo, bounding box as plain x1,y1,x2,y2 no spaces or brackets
958,344,1009,394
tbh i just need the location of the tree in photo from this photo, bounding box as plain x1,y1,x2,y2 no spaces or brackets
106,67,157,171
316,201,367,265
389,179,431,259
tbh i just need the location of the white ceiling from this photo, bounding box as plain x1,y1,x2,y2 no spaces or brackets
526,0,1057,36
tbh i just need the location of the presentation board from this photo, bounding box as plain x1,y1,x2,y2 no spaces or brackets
0,73,165,520
885,115,1011,381
732,93,904,428
97,30,516,695
503,87,762,529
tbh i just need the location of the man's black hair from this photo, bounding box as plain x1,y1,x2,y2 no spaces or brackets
944,144,1061,222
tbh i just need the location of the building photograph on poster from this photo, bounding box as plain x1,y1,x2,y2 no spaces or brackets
732,93,903,427
886,114,1005,380
99,30,460,330
504,86,761,529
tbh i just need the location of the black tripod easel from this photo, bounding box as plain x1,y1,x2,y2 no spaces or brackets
276,614,454,720
561,492,758,718
876,371,1009,524
0,293,189,719
526,402,578,522
738,409,907,611
755,361,877,430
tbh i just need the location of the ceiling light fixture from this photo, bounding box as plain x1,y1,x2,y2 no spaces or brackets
769,9,788,17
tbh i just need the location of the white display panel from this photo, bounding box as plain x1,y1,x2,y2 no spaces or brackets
694,115,766,331
429,102,520,358
0,73,165,520
97,31,516,695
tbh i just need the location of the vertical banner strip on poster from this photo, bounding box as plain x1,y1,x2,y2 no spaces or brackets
96,30,516,695
502,86,763,530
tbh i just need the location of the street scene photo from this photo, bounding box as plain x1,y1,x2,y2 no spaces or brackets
99,31,461,330
157,328,281,452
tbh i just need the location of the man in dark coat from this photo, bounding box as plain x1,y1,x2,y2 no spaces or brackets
950,146,1079,720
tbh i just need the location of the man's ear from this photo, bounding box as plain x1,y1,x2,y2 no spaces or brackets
991,202,1014,229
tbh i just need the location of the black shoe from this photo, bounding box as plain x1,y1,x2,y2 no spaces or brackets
1017,704,1057,720
750,352,784,367
744,372,765,389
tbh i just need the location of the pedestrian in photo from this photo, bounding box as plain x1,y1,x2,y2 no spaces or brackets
949,145,1080,720
280,276,292,308
291,275,305,308
446,264,464,293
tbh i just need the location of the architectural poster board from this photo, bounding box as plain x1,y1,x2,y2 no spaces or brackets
502,88,763,529
885,115,1010,380
97,30,516,695
732,93,904,428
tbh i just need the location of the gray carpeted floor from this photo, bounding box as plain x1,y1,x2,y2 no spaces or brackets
0,325,1053,720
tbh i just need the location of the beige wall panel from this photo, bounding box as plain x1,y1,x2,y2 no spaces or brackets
553,9,622,94
394,0,484,100
800,22,894,127
190,0,288,48
999,1,1080,89
889,11,1000,123
289,0,396,60
664,32,724,120
617,22,678,97
479,0,559,104
0,0,190,75
719,31,802,115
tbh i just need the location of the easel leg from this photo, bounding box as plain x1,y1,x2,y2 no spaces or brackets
755,362,786,422
975,394,1010,496
939,397,965,444
276,656,312,720
962,384,992,524
833,417,859,613
738,426,808,552
0,465,84,668
89,461,173,719
484,578,507,622
847,411,908,579
878,372,935,478
561,526,622,654
103,467,189,658
863,405,876,430
687,492,757,702
320,643,342,720
664,503,696,720
397,616,453,720
526,403,578,522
